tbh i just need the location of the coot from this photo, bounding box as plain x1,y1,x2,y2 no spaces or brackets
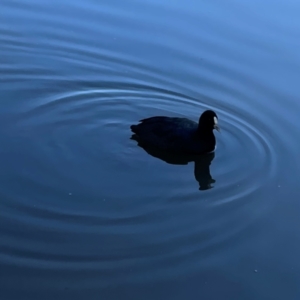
130,109,220,154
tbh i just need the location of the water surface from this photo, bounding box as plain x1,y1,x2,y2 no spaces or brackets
1,0,300,299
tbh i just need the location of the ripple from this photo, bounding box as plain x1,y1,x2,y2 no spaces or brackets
211,105,278,204
11,82,278,201
0,80,282,285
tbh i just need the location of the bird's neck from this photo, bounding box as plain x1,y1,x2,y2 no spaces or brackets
197,126,214,138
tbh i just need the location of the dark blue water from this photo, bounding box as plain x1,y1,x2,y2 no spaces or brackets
1,0,300,299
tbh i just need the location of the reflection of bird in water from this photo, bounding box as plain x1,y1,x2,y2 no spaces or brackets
193,152,215,190
130,138,216,191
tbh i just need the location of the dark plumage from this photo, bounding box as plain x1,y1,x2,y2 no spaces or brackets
130,110,220,154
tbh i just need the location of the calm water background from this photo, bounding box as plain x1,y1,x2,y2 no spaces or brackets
1,0,300,299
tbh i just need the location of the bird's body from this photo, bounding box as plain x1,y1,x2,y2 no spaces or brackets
130,110,219,155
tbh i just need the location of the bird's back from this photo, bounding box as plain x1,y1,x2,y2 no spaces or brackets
131,116,213,153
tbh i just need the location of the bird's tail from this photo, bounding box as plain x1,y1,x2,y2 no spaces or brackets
130,124,138,133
